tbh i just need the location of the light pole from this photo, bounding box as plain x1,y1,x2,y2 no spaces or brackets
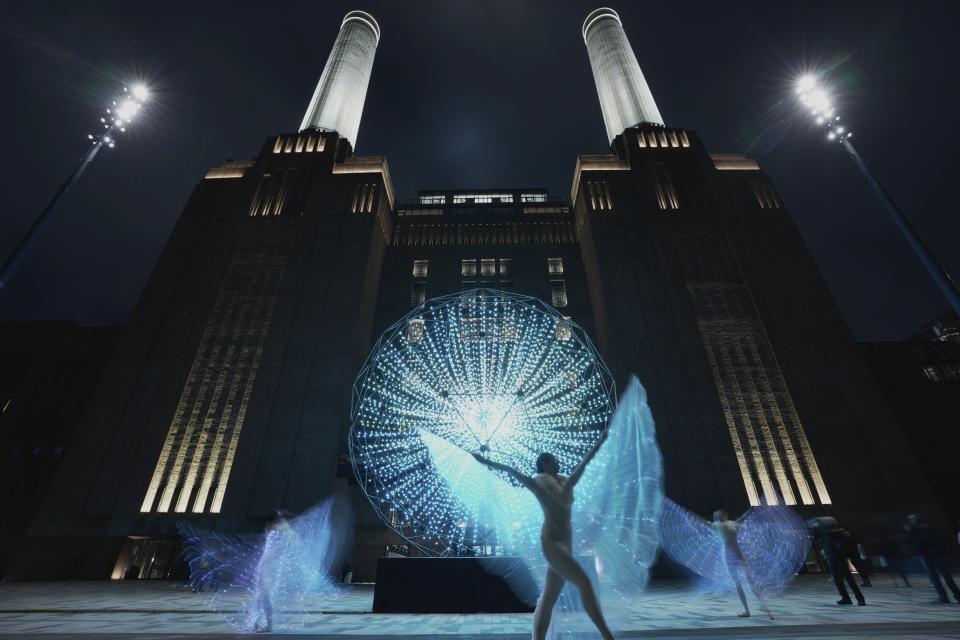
795,75,960,317
0,83,150,290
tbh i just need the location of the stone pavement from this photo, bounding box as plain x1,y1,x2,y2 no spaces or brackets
0,575,958,638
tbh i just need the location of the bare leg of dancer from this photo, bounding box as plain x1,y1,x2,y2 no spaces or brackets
734,580,751,617
741,564,773,620
533,568,564,640
543,542,614,640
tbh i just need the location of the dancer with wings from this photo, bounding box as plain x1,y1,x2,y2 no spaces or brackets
660,499,809,620
710,509,772,619
420,375,664,639
474,432,614,640
179,497,350,633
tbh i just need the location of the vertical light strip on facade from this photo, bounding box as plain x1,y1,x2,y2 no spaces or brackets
687,281,831,506
140,220,295,514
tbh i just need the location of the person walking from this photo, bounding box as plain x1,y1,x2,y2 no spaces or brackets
808,518,866,606
905,514,960,604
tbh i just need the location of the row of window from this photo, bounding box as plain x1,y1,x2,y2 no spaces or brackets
417,193,548,205
411,280,568,308
272,134,325,154
637,129,690,149
921,364,960,383
402,315,573,345
352,183,378,213
410,258,565,278
587,165,681,212
587,180,614,211
8,446,64,456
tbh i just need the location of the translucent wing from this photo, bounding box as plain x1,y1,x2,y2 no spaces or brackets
657,498,731,587
178,497,351,632
419,429,542,603
658,500,810,598
179,524,262,595
574,375,664,597
737,506,810,597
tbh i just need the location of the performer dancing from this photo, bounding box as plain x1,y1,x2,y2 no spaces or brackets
474,431,614,640
712,509,773,619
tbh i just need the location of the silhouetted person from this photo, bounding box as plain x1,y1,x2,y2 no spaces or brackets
842,529,872,587
808,517,865,606
878,535,912,588
904,514,960,604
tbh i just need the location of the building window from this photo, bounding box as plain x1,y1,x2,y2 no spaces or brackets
587,180,613,211
521,193,547,203
481,258,496,277
411,282,426,307
551,280,568,308
412,260,429,278
499,258,512,279
649,164,679,210
352,184,377,213
452,193,514,204
405,319,425,343
419,194,446,205
555,316,573,341
750,179,782,209
249,170,293,216
548,258,564,276
461,259,477,278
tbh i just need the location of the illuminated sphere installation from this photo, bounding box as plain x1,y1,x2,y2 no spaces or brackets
349,289,615,556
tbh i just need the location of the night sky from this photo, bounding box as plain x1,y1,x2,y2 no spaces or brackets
0,0,957,341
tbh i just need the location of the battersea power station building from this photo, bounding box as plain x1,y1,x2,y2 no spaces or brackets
11,9,939,580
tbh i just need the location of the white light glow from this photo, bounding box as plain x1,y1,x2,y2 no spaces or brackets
131,84,150,101
796,75,817,94
115,99,140,121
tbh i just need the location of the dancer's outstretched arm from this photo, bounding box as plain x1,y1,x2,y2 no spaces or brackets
566,428,609,488
472,453,536,491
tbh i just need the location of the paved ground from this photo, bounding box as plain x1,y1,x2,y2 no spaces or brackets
0,575,958,638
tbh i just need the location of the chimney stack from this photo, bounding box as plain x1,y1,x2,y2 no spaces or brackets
582,8,664,144
299,10,381,148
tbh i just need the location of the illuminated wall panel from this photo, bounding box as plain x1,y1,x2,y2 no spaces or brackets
140,219,296,514
688,282,831,506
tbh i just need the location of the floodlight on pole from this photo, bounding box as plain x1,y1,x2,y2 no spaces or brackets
795,75,960,317
0,84,149,289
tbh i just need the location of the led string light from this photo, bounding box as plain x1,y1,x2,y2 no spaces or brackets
349,289,616,556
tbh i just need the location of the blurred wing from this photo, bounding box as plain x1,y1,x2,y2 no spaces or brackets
575,375,664,595
178,523,265,630
419,429,542,604
738,506,810,597
289,496,353,593
178,523,262,594
658,498,731,588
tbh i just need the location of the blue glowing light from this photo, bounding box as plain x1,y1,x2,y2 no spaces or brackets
349,289,617,556
659,498,809,598
179,498,350,632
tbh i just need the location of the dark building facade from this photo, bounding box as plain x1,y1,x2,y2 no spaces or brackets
861,325,960,523
0,321,117,577
10,9,943,580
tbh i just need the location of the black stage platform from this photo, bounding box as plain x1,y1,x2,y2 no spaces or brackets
373,556,538,613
